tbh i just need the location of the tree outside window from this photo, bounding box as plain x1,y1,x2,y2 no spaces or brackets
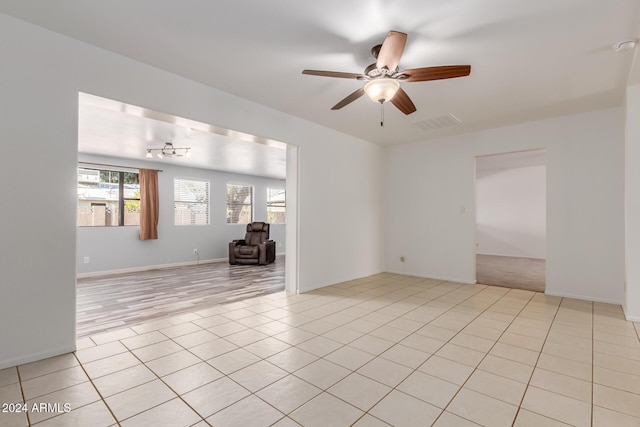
227,184,253,224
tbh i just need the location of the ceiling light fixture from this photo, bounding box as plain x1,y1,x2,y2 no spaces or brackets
364,78,400,103
364,78,401,127
145,142,191,159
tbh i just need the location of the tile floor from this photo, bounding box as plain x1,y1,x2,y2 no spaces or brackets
2,273,640,426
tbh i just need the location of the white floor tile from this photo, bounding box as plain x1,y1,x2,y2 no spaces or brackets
448,388,518,427
328,373,391,411
369,390,441,427
290,392,364,427
206,395,284,427
10,273,640,427
256,374,321,414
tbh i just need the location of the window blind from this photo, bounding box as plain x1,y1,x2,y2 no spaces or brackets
174,178,210,225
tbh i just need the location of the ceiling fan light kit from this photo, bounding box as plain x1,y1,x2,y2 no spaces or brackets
146,142,191,159
364,78,400,103
302,30,471,126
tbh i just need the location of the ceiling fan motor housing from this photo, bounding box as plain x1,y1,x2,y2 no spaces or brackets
365,63,399,78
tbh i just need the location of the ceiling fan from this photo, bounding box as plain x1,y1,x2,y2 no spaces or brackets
302,31,471,125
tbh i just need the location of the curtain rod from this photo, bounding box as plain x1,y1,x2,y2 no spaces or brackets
78,161,163,173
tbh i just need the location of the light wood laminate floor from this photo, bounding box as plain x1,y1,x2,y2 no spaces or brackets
77,258,285,338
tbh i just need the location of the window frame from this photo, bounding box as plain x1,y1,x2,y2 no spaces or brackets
77,167,140,227
121,172,141,226
266,187,286,224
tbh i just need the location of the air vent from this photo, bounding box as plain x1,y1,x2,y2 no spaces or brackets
413,114,462,132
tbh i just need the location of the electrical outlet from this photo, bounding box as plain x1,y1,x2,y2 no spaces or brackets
193,248,198,255
83,256,90,264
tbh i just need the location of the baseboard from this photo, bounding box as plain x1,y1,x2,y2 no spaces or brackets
77,254,286,279
383,272,625,305
298,269,385,293
76,258,228,279
544,290,623,306
384,270,476,285
477,252,546,260
624,313,640,322
0,344,76,370
622,305,640,322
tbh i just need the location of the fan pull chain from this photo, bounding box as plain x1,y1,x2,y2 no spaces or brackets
380,101,384,127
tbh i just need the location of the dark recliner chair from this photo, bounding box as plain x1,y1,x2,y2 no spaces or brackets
229,222,276,265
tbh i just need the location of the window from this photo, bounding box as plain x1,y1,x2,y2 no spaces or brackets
77,168,140,226
227,183,253,224
267,188,286,224
174,178,210,225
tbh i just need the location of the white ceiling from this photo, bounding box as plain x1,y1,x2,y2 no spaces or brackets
78,93,287,179
1,0,639,149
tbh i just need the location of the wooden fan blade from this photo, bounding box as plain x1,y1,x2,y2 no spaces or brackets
331,88,365,110
399,65,471,82
376,31,407,72
391,87,416,115
302,69,364,79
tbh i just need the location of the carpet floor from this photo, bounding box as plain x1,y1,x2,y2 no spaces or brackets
476,254,545,292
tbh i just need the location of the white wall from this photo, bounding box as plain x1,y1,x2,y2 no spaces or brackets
0,14,384,369
385,108,625,304
76,154,286,276
625,84,640,321
476,165,546,258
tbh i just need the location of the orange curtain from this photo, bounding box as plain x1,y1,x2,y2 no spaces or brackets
139,169,159,240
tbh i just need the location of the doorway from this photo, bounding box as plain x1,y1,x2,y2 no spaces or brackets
475,150,546,292
76,93,299,338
